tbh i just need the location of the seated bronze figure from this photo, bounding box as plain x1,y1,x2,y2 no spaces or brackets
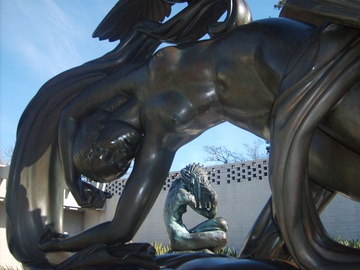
164,163,228,252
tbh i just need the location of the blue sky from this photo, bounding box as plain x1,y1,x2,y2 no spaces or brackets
0,0,280,169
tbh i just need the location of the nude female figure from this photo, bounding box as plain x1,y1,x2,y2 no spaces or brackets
6,1,360,269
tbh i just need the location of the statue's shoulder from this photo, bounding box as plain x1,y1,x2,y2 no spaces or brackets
280,0,360,29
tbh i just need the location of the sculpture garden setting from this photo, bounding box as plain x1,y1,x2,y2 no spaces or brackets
4,0,360,269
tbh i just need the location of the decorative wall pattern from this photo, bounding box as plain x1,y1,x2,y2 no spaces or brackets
106,159,269,196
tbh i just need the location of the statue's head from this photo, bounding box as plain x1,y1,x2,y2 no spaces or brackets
180,163,217,209
75,121,143,183
180,163,208,188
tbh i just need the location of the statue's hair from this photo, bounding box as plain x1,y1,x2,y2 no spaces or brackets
180,163,210,187
73,95,126,164
73,95,142,182
142,0,252,44
180,163,215,209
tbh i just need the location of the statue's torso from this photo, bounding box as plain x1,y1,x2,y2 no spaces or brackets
143,19,316,141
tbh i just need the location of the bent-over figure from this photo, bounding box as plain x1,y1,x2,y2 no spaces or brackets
6,0,360,269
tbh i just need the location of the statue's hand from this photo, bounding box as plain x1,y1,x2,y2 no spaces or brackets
199,190,216,210
38,225,69,251
195,191,217,219
76,182,112,209
188,193,197,206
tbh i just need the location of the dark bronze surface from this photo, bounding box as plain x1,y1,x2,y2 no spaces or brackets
6,0,360,269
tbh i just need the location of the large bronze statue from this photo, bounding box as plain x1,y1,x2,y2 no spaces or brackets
6,0,360,269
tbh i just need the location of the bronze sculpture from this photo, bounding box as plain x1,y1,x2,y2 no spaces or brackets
163,164,228,251
5,0,360,269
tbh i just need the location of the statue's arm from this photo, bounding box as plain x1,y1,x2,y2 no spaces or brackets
57,63,145,207
180,188,196,207
40,133,176,251
58,105,105,208
188,193,217,219
110,134,176,242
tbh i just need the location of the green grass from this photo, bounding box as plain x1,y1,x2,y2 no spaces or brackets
337,238,360,249
151,242,171,255
151,242,237,256
215,246,237,257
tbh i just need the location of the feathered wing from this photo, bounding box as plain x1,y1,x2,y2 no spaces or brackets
93,0,173,41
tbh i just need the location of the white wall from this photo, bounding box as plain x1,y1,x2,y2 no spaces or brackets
0,201,23,268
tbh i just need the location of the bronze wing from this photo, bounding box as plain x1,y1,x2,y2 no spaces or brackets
93,0,174,41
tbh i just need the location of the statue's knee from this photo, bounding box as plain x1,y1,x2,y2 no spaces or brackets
215,217,228,232
211,231,228,251
219,231,228,245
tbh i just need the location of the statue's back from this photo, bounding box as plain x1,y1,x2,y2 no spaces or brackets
280,0,360,29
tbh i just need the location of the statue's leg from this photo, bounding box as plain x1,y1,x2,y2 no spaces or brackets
239,197,288,259
171,230,227,252
170,221,227,251
239,184,335,260
270,32,360,269
188,217,228,233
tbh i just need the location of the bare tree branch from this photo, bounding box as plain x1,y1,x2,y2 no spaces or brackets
0,145,13,165
243,139,268,160
203,139,269,164
203,145,246,164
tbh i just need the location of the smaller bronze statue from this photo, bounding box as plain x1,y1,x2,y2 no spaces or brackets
164,164,228,252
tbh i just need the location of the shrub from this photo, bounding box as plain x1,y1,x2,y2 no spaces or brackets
337,238,360,249
151,242,171,255
215,246,237,257
150,242,237,257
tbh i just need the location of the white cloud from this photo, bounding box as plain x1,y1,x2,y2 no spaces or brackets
0,0,118,148
10,1,89,78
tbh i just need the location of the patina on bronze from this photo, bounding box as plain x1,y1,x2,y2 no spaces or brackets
164,164,228,252
6,0,360,269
